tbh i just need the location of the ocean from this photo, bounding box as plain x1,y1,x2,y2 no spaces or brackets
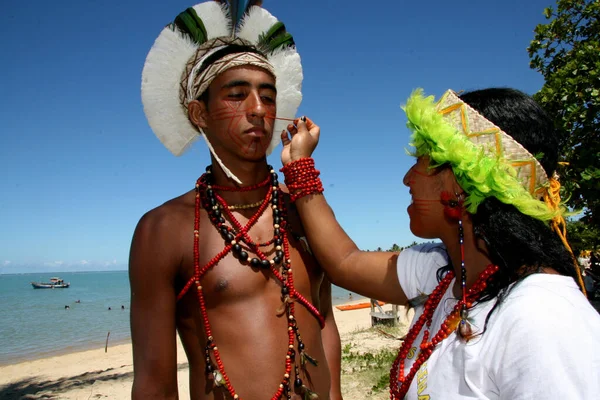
0,271,361,365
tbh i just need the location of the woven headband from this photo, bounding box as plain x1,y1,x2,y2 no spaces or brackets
180,37,275,109
403,89,557,221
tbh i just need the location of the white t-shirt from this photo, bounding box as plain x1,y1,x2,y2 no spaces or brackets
396,243,600,399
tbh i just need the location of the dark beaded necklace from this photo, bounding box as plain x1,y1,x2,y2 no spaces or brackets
189,165,324,400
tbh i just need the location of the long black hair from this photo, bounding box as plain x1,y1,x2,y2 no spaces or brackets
458,88,578,307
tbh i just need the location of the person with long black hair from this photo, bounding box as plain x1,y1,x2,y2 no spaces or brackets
280,88,600,399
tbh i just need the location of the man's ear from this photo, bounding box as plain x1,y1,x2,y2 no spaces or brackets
188,100,208,130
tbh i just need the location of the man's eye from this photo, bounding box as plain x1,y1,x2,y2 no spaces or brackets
262,96,275,104
228,93,245,99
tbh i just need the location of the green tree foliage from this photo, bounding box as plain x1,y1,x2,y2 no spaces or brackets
528,0,600,226
566,219,600,256
389,243,402,252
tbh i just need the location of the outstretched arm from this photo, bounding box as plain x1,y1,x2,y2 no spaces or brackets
280,119,407,305
129,210,180,400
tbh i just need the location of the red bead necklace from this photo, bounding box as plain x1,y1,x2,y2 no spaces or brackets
188,166,323,400
389,264,499,399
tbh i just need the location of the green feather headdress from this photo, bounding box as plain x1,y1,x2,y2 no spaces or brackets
403,89,561,222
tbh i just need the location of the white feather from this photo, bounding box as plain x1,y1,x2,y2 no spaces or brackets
142,2,303,160
142,28,199,156
192,2,231,39
142,2,231,156
268,48,303,154
237,6,278,43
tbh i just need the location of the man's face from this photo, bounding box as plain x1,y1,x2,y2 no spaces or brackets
193,65,277,161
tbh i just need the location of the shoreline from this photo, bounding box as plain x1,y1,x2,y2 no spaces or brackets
0,297,412,400
0,336,132,368
0,295,366,368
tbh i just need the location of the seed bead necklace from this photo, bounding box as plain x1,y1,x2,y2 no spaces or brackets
389,264,499,399
180,165,324,400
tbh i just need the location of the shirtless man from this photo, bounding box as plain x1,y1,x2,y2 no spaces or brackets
129,2,341,399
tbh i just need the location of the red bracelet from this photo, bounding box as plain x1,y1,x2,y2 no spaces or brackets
280,158,324,202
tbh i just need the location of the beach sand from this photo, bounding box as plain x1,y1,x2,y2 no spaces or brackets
0,299,414,400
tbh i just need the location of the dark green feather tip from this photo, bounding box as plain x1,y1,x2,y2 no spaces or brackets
258,21,295,53
174,7,208,45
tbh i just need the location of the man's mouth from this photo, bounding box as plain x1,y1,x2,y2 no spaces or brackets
244,127,266,137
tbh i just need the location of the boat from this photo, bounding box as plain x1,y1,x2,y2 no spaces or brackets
336,301,386,311
31,277,70,289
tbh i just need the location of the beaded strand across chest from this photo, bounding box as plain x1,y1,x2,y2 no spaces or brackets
188,166,324,400
389,264,499,399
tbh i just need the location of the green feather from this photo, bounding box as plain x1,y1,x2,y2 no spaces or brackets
174,7,208,45
258,22,295,53
266,32,294,52
262,22,287,42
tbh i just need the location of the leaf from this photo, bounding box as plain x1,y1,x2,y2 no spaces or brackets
528,0,600,227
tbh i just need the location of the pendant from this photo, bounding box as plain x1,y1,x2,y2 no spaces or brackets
457,319,473,341
213,369,225,387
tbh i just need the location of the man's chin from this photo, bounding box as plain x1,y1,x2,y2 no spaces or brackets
237,147,268,162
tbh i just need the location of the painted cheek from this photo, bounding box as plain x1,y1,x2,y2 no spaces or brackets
208,100,274,157
409,173,440,217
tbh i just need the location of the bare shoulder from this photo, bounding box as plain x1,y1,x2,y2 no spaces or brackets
136,190,194,234
130,190,196,277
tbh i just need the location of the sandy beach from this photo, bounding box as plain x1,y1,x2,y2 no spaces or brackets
0,299,414,400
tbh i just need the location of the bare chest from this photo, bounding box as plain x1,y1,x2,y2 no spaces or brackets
176,204,322,307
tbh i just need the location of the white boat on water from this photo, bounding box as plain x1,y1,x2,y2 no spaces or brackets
31,277,70,289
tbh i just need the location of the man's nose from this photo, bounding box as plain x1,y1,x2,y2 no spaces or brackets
247,92,266,118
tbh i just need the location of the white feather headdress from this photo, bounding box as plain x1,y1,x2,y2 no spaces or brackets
141,1,303,182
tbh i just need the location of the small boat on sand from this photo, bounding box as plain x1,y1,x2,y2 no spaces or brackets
336,301,386,311
31,277,70,289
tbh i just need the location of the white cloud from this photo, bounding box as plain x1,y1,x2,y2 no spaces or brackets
0,259,127,275
43,261,64,267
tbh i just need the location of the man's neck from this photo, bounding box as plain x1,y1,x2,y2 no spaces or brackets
208,157,272,205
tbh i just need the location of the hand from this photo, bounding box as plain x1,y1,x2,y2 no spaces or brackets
280,116,320,166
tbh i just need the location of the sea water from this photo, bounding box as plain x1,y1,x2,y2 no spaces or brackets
0,271,360,365
0,271,130,365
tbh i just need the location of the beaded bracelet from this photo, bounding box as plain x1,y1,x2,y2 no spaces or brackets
280,158,324,202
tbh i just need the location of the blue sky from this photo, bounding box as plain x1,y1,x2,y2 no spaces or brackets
0,0,552,274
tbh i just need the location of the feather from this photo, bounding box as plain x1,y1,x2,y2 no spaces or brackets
246,0,264,11
229,0,248,34
173,7,208,45
257,21,295,53
215,0,266,35
301,352,319,367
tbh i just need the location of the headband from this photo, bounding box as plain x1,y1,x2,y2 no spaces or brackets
403,89,558,222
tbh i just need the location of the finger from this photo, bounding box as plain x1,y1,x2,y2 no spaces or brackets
299,116,320,139
286,123,298,135
280,129,291,145
296,118,308,134
302,116,318,131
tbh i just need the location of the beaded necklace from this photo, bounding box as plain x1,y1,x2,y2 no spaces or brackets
180,165,324,400
389,264,499,399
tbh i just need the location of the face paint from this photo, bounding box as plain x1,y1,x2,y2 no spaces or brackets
403,157,448,238
204,67,277,159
